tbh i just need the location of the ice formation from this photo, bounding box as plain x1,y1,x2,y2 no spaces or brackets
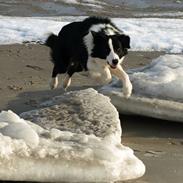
0,16,183,53
0,111,39,147
101,55,183,122
0,89,145,182
129,55,183,101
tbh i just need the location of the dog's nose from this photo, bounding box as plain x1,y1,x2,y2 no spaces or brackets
112,59,118,65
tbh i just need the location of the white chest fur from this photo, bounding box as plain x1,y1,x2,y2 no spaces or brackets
87,57,112,84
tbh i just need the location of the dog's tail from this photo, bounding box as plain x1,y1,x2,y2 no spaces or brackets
45,34,58,49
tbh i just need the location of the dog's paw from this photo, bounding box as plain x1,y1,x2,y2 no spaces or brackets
50,83,58,90
123,82,132,98
50,77,58,90
63,83,69,91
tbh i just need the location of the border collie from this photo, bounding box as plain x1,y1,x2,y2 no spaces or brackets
46,16,132,98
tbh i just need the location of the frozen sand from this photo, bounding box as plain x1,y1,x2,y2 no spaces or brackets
0,44,183,183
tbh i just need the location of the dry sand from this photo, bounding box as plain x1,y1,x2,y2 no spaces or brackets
0,44,183,183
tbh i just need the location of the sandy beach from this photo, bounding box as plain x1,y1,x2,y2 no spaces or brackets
0,44,162,113
0,43,183,183
0,0,183,182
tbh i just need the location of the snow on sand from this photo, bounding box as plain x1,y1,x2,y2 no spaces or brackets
0,16,183,53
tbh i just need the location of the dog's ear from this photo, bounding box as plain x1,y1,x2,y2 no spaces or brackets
118,34,130,49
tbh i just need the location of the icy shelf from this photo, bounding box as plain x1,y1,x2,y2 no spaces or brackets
101,55,183,122
0,89,145,182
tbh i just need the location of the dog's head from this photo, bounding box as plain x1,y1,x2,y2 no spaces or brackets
91,31,130,69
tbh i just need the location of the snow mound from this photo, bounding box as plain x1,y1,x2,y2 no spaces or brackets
0,110,39,147
0,88,145,182
130,54,183,101
101,55,183,122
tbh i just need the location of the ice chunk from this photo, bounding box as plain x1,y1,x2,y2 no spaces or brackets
0,89,145,182
101,55,183,122
21,88,122,142
0,122,39,148
0,110,25,123
129,55,183,101
0,110,39,147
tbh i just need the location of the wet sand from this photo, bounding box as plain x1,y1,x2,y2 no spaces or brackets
0,44,183,183
0,0,183,18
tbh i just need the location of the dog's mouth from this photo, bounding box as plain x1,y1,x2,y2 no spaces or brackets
107,62,117,69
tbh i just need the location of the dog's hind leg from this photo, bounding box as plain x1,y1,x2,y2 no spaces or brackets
50,66,59,89
63,60,83,91
63,62,77,91
63,74,72,91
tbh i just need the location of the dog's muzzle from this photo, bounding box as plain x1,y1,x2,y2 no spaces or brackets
107,59,118,69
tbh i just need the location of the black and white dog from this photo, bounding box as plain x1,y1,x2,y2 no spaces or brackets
46,16,132,97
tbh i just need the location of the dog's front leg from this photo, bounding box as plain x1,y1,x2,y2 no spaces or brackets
89,67,112,84
88,59,112,84
110,65,132,98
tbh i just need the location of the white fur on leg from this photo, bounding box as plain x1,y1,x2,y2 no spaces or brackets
99,66,112,84
89,67,112,84
110,65,132,98
87,57,112,84
123,80,132,98
50,77,58,90
63,75,71,91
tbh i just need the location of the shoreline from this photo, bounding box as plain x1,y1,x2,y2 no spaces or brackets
0,0,183,18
